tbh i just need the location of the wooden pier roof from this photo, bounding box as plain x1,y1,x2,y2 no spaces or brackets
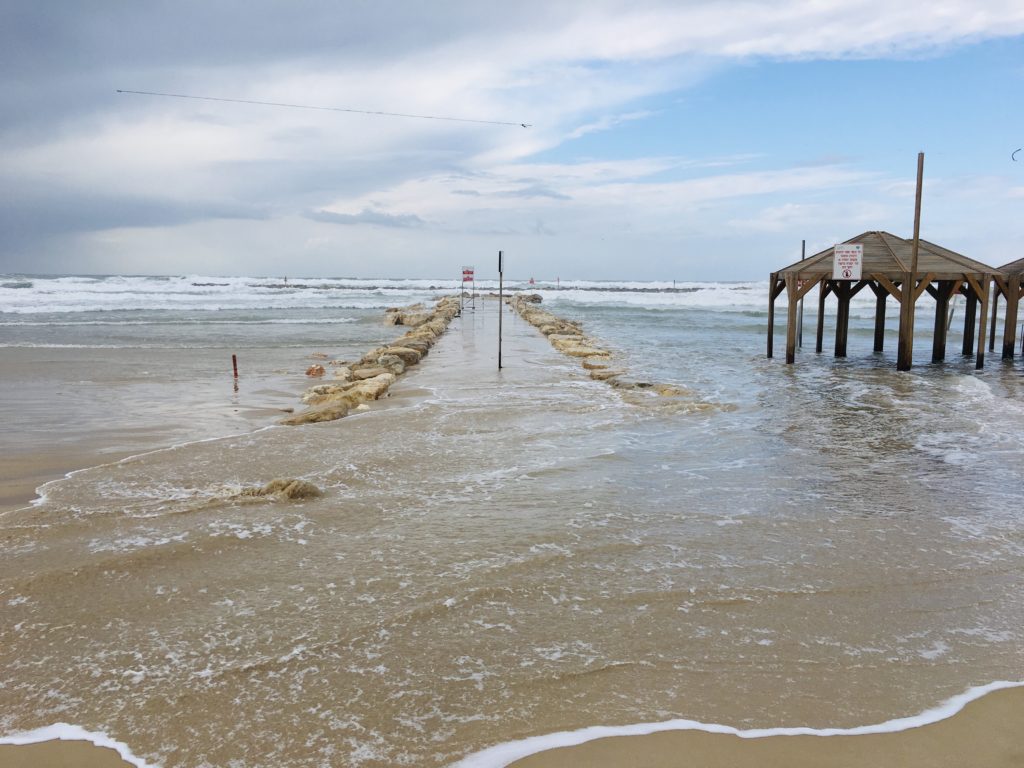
774,231,1001,281
998,256,1024,276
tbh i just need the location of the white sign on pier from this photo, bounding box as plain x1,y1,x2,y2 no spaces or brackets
833,244,863,281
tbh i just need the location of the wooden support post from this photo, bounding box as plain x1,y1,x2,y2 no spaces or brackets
1002,277,1021,359
816,280,828,353
932,280,953,363
988,290,999,352
785,274,798,364
962,287,977,356
898,152,925,371
767,273,777,359
834,281,851,357
976,275,989,369
897,275,915,370
872,284,886,352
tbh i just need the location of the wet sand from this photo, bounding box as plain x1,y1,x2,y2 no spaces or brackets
3,298,1023,767
0,739,134,768
5,685,1021,767
507,686,1024,768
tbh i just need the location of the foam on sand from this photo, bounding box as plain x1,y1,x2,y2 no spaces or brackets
450,680,1024,768
0,723,154,768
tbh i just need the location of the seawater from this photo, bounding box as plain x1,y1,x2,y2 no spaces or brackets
1,275,1022,767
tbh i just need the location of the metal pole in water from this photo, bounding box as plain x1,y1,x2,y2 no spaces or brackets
498,250,504,370
232,354,238,378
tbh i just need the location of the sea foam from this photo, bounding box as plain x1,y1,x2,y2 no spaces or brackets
448,680,1024,767
0,723,157,768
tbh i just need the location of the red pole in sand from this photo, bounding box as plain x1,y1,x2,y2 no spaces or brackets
232,354,238,378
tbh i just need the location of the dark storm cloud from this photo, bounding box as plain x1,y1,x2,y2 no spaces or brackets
0,184,268,249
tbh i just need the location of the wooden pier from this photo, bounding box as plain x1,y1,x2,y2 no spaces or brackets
767,231,1004,370
991,257,1024,359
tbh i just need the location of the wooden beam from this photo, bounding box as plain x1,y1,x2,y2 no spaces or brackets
834,281,851,358
932,280,953,363
993,275,1009,298
767,273,777,358
913,273,935,301
770,277,787,301
897,271,915,370
898,152,924,372
873,287,886,352
1002,276,1020,359
794,276,824,302
785,274,798,364
962,285,977,356
989,289,999,352
871,273,903,302
816,279,827,354
976,274,989,369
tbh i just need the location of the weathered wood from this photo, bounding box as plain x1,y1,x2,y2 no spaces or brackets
1002,276,1021,359
932,280,954,363
913,273,935,301
767,273,777,359
816,280,829,354
872,273,904,302
834,281,851,358
873,286,886,352
962,285,977,356
976,274,989,369
988,289,998,352
785,274,798,364
897,274,915,371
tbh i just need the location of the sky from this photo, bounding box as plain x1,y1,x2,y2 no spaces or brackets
1,1,1023,281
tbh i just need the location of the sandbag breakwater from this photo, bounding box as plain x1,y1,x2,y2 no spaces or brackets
282,296,460,425
509,294,689,399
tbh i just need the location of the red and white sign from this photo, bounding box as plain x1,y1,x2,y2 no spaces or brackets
462,266,474,282
833,244,863,281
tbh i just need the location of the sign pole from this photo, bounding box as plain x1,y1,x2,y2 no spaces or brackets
797,239,805,348
498,250,503,370
897,152,924,371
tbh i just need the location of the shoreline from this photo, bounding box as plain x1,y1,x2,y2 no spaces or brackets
4,682,1021,768
456,681,1024,768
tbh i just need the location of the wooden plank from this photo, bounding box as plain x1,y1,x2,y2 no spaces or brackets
767,273,777,358
872,273,903,302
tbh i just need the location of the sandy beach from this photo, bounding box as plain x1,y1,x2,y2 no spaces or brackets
505,686,1024,768
4,685,1021,767
0,739,135,768
3,283,1022,767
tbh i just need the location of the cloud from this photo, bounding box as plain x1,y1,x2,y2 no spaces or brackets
494,185,572,200
2,2,1023,276
306,208,426,228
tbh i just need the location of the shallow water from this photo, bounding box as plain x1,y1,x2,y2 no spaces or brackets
1,278,1022,767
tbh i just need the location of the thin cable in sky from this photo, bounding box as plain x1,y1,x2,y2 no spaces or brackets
116,89,532,128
